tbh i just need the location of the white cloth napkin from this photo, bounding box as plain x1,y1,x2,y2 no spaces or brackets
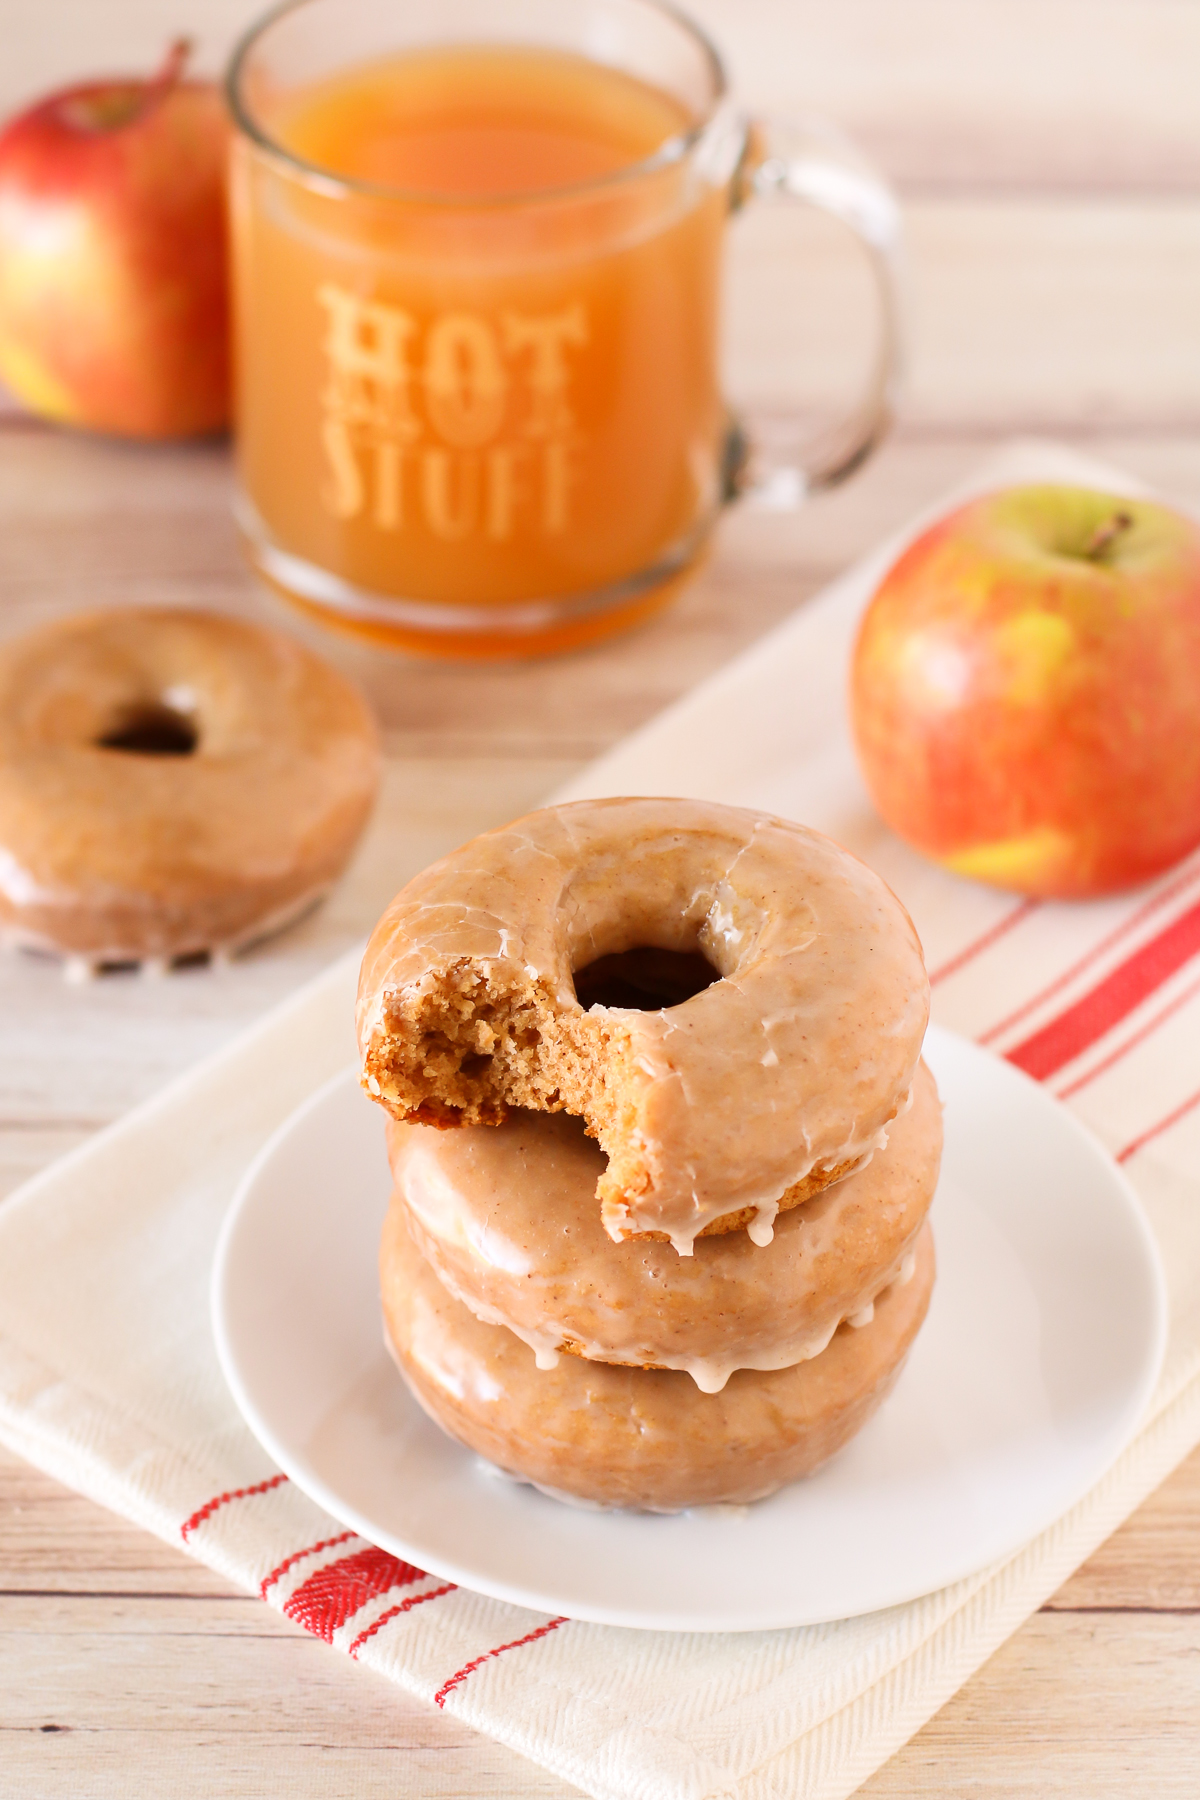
3,441,1200,1800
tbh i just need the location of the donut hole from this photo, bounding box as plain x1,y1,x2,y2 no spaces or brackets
96,701,198,757
573,946,720,1012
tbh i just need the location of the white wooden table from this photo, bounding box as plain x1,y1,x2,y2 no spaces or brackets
2,2,1200,1794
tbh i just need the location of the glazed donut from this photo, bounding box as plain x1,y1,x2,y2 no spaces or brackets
359,797,929,1252
388,1059,941,1391
382,1201,936,1511
0,608,381,970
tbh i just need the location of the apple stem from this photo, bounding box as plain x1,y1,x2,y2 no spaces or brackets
53,37,195,134
1084,510,1134,560
147,37,193,105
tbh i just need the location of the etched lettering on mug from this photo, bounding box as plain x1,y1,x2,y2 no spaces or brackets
485,444,530,542
502,303,588,439
316,284,587,540
424,314,508,449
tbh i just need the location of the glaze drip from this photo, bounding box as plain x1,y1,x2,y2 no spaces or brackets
389,1060,943,1392
359,798,930,1251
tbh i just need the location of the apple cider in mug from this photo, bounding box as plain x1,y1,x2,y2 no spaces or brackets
231,46,726,641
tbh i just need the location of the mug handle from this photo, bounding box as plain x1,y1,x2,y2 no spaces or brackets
724,115,905,508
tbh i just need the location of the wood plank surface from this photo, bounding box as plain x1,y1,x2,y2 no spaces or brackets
5,0,1200,196
2,0,1200,1795
4,1436,1199,1799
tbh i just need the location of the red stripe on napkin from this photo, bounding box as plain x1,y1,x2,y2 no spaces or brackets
180,1472,288,1541
928,898,1040,987
980,854,1200,1046
348,1583,457,1658
282,1545,428,1643
261,1530,357,1598
434,1616,569,1708
1056,971,1200,1100
1117,1083,1200,1164
1006,897,1200,1082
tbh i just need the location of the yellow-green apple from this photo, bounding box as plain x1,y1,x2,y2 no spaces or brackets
0,41,228,437
849,485,1200,898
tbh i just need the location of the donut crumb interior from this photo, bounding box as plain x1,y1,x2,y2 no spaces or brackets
365,960,636,1143
362,952,863,1235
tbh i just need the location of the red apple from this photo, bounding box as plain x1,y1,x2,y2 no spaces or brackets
0,40,229,438
849,485,1200,898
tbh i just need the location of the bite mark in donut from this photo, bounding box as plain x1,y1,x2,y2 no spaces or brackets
387,1060,942,1391
358,797,930,1252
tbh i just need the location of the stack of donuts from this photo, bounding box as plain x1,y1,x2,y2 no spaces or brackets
358,797,941,1511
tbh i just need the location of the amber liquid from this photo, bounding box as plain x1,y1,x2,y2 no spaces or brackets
231,46,727,654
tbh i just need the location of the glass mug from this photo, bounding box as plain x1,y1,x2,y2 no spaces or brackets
227,0,902,658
